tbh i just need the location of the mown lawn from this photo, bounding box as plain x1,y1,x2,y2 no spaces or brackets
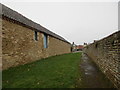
3,52,81,88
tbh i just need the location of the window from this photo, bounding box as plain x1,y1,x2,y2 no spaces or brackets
34,31,38,41
43,34,48,48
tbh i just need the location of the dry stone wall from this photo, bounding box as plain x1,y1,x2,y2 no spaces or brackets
84,31,120,88
2,18,71,70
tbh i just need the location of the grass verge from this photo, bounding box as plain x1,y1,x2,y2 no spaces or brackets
3,52,81,88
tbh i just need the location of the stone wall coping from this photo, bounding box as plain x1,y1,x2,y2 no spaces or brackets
86,30,120,47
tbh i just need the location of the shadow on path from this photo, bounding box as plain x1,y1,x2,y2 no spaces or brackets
77,53,115,88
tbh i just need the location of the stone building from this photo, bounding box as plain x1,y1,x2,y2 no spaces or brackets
71,42,77,52
1,4,71,70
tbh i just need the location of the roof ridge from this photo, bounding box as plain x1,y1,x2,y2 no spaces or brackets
1,4,71,44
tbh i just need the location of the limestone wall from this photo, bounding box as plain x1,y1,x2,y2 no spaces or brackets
84,31,120,88
2,19,71,70
0,18,2,70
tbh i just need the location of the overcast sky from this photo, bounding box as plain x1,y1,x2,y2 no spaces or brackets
1,1,118,45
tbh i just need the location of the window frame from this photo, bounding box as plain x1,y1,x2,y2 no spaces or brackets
43,33,48,48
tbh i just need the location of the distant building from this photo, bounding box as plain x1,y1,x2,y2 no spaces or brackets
71,42,77,52
76,45,84,51
84,43,87,47
71,43,84,52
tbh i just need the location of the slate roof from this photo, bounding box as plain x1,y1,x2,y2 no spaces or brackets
1,4,71,44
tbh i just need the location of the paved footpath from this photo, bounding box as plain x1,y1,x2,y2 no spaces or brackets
77,53,116,88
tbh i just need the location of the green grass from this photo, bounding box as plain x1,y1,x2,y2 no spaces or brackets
3,52,81,88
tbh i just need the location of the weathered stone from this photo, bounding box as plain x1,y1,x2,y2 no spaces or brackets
2,18,71,70
84,31,120,88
